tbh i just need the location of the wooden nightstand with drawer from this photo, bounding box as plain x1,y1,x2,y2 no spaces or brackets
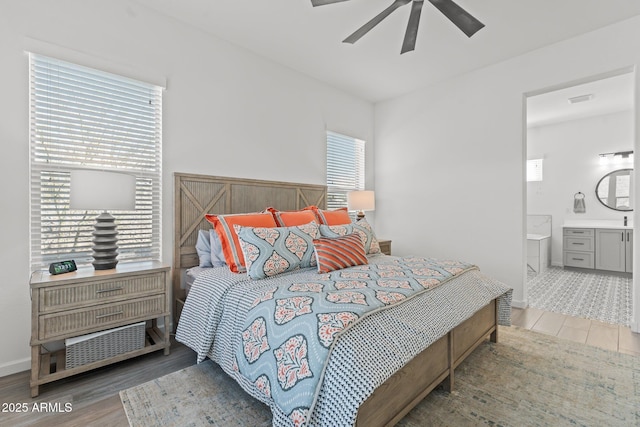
378,239,392,256
29,261,171,397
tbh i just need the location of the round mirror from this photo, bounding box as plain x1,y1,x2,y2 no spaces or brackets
595,168,633,211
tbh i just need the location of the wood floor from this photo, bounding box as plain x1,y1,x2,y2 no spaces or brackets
1,313,639,427
512,307,640,356
0,337,196,427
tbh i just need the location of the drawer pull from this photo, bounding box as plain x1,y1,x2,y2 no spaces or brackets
96,287,124,294
572,243,585,246
572,258,584,261
95,311,124,320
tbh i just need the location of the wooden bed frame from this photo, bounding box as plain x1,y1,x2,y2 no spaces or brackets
173,172,498,427
173,172,327,320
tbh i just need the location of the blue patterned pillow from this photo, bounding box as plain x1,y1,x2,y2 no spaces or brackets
236,222,319,279
319,218,381,255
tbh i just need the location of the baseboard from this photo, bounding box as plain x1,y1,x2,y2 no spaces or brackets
511,299,528,309
0,357,30,378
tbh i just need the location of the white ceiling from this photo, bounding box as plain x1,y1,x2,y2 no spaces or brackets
527,72,635,128
133,0,640,103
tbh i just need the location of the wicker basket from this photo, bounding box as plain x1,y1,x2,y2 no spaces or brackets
65,322,146,369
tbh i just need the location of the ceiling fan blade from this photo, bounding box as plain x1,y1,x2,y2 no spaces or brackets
401,0,424,54
428,0,484,37
311,0,349,6
343,0,412,44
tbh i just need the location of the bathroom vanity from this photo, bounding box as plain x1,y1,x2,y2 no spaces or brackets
563,222,633,273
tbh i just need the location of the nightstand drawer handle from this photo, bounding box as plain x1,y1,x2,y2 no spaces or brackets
95,311,124,320
572,257,584,261
96,287,124,294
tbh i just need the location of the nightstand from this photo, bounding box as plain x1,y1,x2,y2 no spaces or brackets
29,261,171,397
378,239,392,256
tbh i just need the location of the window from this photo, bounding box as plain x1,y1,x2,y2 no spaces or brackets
326,131,365,210
527,158,543,182
29,53,163,269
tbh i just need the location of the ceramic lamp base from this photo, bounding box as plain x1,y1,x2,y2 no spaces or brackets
92,212,119,270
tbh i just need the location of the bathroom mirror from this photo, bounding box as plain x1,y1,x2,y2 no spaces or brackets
595,168,633,211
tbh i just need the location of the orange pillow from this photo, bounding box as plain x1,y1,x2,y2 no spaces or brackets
204,212,277,273
304,206,351,225
265,207,317,227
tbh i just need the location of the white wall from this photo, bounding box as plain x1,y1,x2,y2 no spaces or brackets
528,111,634,266
0,0,374,376
374,15,640,328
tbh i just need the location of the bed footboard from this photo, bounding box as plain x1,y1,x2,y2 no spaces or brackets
356,298,498,427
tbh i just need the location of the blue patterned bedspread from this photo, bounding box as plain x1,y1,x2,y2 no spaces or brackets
236,257,474,424
176,255,512,427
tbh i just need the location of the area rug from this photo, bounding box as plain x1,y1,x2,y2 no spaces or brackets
527,266,632,326
120,326,639,427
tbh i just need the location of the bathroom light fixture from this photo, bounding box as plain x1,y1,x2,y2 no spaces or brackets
599,150,634,159
599,150,634,165
568,94,594,104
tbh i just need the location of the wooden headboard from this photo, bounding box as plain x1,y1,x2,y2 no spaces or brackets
173,172,327,319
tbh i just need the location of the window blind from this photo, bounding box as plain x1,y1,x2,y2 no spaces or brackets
326,131,365,210
527,158,543,182
29,53,163,269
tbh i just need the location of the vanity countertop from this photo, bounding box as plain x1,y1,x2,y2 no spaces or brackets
563,220,633,230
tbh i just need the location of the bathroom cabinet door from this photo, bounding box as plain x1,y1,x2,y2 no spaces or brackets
595,229,626,272
625,230,633,273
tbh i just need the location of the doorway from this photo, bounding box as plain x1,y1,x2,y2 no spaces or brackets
523,68,636,327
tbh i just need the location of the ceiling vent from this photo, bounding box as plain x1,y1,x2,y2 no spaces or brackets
567,94,594,104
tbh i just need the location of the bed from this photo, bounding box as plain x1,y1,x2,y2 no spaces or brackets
173,172,512,427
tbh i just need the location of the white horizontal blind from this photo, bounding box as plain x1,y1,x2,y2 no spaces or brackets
326,131,365,210
29,53,162,269
527,158,543,182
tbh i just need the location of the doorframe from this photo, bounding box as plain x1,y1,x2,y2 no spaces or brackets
521,66,638,332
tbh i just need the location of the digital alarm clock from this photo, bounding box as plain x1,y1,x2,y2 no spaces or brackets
49,260,77,275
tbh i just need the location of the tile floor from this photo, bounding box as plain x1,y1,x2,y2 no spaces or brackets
511,307,640,357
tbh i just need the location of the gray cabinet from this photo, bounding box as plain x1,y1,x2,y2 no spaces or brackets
564,227,633,273
563,228,595,269
625,230,633,273
595,229,627,272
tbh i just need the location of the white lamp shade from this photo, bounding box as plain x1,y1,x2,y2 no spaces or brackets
70,170,136,211
347,190,375,211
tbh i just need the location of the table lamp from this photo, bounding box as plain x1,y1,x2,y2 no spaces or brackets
70,170,136,270
347,190,375,221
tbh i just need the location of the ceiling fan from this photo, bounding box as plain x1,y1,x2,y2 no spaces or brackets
311,0,485,54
